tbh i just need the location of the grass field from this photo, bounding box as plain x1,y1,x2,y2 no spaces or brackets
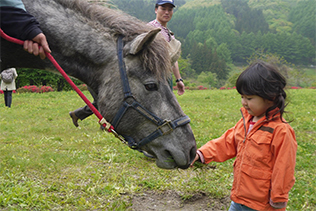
0,89,315,210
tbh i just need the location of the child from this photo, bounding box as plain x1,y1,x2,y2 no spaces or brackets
191,61,297,211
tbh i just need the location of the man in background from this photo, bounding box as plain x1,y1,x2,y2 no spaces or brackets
149,0,185,95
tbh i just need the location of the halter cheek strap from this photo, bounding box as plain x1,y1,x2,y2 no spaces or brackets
113,35,190,150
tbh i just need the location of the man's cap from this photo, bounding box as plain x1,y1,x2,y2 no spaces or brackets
156,0,175,7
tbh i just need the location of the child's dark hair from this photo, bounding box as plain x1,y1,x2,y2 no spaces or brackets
236,61,288,121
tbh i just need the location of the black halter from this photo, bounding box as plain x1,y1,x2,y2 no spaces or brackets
112,35,190,150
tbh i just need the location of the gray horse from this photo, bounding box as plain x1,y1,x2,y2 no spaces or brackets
0,0,196,169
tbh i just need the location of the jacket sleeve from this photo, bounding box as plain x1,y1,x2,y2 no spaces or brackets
13,68,18,79
198,120,242,164
270,124,297,203
0,7,43,40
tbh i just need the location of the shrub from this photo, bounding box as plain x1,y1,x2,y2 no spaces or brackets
290,86,302,89
198,85,207,90
39,86,54,93
16,85,54,93
17,85,40,93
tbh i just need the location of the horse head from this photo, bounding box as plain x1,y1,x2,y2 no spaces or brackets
0,0,196,169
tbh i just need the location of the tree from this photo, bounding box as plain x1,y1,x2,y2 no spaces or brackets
293,33,316,64
197,71,218,88
169,8,196,38
289,0,316,46
110,0,154,22
177,56,196,79
217,43,232,64
190,42,210,75
238,32,256,62
248,0,293,33
226,72,241,88
111,0,186,22
221,0,269,34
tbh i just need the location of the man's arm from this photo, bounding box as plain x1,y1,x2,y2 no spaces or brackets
172,61,185,95
1,6,51,59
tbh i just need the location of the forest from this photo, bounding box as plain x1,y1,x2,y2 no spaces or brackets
16,0,316,89
110,0,316,88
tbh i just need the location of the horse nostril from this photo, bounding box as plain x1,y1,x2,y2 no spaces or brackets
173,145,197,170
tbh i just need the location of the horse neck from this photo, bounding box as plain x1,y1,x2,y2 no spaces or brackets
21,0,118,85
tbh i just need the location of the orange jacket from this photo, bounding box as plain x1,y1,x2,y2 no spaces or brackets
199,107,297,211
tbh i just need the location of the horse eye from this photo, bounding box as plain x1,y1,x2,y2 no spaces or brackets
144,83,158,91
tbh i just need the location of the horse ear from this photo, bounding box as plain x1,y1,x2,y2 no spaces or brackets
129,28,161,55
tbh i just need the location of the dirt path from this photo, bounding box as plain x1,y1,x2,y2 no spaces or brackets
128,190,231,211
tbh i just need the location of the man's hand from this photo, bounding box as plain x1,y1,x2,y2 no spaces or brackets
172,61,185,95
176,80,185,96
24,33,51,59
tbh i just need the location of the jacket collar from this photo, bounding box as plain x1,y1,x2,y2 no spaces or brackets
240,107,281,124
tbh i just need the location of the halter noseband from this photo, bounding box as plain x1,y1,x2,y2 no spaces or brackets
112,35,190,150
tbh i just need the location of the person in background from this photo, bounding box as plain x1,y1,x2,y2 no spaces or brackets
0,0,51,59
191,61,297,211
69,87,98,127
69,0,185,128
148,0,185,96
0,67,18,108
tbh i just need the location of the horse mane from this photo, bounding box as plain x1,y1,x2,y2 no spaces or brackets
55,0,172,80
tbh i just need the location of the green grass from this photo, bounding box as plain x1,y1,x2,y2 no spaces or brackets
0,89,315,210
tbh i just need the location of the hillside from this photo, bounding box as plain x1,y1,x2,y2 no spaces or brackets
110,0,316,88
181,0,221,8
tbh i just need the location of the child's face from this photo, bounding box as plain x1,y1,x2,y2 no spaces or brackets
241,95,274,121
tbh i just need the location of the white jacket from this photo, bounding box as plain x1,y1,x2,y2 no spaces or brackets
0,68,18,91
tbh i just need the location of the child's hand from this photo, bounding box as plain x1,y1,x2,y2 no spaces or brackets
269,199,287,209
